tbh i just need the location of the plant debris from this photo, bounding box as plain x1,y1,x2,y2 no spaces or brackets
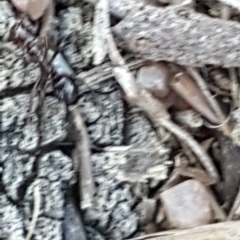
4,0,240,239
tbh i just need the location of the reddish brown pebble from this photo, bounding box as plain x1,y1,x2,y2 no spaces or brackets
160,180,213,229
137,62,170,98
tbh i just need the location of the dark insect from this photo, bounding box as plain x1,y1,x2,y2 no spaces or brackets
51,52,78,105
9,17,78,106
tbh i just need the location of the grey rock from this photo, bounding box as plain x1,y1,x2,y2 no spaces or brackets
78,80,124,147
2,149,35,200
0,194,25,240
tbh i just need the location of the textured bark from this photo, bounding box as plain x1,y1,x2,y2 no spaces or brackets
113,5,240,67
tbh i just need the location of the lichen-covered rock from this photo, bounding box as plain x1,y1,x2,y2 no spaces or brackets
0,1,16,41
0,42,41,93
2,149,35,200
84,177,138,240
22,151,73,239
124,109,170,185
2,94,67,151
58,3,93,71
0,194,25,240
78,80,124,147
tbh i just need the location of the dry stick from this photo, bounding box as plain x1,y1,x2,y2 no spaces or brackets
92,0,109,65
227,186,240,220
218,0,240,11
205,188,226,222
39,0,55,38
220,3,240,109
187,67,230,136
26,186,41,240
69,105,95,209
106,16,219,183
229,68,239,108
128,221,240,240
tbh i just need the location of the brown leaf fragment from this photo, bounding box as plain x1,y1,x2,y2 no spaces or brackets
10,0,29,12
113,5,240,67
27,0,49,20
10,0,49,20
170,72,219,124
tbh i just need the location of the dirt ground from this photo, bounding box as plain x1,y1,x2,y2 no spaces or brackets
2,0,240,240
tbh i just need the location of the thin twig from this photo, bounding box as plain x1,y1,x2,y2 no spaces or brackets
39,0,55,38
26,186,41,240
69,105,95,209
128,221,240,240
92,0,109,65
227,186,240,220
220,3,240,109
229,66,240,108
218,0,240,11
205,188,226,222
106,2,219,183
187,67,230,136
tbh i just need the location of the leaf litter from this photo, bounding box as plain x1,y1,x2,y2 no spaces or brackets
3,0,240,239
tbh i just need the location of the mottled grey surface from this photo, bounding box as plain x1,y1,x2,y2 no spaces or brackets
58,3,93,72
1,1,171,240
78,80,124,147
113,4,240,67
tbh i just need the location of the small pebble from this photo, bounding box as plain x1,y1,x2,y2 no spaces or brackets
160,180,213,229
137,62,170,98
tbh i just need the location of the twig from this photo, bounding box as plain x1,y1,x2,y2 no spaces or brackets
106,3,219,183
187,67,230,136
26,186,41,240
92,0,109,65
220,3,240,109
128,221,240,240
69,105,95,209
218,0,240,11
39,0,55,38
229,64,240,108
205,188,226,222
227,186,240,220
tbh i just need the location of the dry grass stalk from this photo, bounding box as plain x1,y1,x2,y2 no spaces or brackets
227,187,240,220
26,186,41,240
187,67,230,135
128,221,240,240
39,0,55,37
69,105,95,209
218,0,240,11
92,0,109,65
220,3,240,109
105,1,219,183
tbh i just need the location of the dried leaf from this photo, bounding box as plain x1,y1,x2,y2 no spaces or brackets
170,73,219,124
11,0,49,20
27,0,49,20
10,0,29,12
